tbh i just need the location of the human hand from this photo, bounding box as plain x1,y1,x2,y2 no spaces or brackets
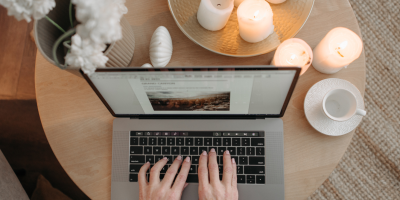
198,149,239,200
138,156,191,200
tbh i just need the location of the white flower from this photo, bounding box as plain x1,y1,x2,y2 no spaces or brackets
113,0,128,16
73,0,126,44
66,0,127,75
0,0,33,22
32,0,56,20
1,0,128,75
0,0,55,22
65,35,109,76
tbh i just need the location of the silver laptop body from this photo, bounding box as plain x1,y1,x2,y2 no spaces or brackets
82,66,301,200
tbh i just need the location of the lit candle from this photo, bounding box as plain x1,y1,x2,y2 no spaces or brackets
271,38,313,75
266,0,286,4
197,0,234,31
312,27,363,74
237,0,274,43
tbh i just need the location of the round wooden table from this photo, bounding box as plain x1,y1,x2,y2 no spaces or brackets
35,0,365,199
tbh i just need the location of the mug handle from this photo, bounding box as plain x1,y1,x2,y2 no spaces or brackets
356,109,367,116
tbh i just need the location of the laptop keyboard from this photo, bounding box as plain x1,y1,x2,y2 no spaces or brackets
128,131,265,184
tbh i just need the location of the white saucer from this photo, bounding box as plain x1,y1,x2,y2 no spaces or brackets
304,78,365,136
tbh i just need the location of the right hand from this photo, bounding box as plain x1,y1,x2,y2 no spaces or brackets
198,148,239,200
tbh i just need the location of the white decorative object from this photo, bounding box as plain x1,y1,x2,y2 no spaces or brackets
141,63,153,68
237,0,274,43
271,38,313,75
312,27,363,74
304,78,365,136
197,0,234,31
149,26,173,67
267,0,286,4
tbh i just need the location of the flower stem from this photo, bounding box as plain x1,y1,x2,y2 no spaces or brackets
45,16,66,33
63,40,71,49
69,1,73,27
52,29,76,70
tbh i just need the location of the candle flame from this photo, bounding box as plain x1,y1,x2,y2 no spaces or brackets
254,10,259,18
335,41,348,57
289,54,297,61
339,41,348,49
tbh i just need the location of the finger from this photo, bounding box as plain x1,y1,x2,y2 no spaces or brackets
162,156,182,187
172,156,191,191
222,150,233,184
198,150,209,186
231,158,237,188
208,148,220,184
184,183,189,189
150,157,168,184
139,162,150,188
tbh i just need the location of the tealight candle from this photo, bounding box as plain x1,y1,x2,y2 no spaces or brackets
267,0,286,4
237,0,274,43
197,0,234,31
312,27,363,74
271,38,313,75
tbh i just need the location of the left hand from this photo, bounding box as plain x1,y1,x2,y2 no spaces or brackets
138,156,191,200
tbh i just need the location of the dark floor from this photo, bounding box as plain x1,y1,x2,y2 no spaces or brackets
0,100,90,200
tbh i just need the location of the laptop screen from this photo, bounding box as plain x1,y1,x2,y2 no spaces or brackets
84,67,300,118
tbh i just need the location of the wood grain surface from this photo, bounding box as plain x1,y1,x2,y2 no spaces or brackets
35,0,365,199
0,6,37,100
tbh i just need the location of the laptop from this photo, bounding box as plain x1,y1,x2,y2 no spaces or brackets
82,66,300,200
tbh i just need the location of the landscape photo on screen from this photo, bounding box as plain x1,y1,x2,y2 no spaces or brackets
146,91,230,111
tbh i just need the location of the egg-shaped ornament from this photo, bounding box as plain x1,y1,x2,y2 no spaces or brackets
149,26,173,67
141,63,153,68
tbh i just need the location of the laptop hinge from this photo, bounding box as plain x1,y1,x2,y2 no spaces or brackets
130,115,266,120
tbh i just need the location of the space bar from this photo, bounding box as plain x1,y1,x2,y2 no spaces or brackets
186,175,198,183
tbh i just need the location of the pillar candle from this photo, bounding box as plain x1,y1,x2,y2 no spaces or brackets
271,38,313,75
312,27,363,74
237,0,274,43
197,0,234,31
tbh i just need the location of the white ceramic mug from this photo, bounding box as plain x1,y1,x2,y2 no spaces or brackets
322,88,366,121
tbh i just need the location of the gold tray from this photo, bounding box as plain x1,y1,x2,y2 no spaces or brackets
168,0,315,57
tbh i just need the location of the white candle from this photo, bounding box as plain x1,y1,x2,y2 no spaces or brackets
197,0,234,31
266,0,286,4
237,0,274,43
234,0,245,7
271,38,313,75
312,27,363,74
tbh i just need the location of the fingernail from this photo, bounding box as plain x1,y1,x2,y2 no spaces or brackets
163,157,168,160
202,150,207,155
231,158,236,164
185,156,190,162
210,148,215,152
225,150,230,155
146,161,150,164
177,155,182,160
